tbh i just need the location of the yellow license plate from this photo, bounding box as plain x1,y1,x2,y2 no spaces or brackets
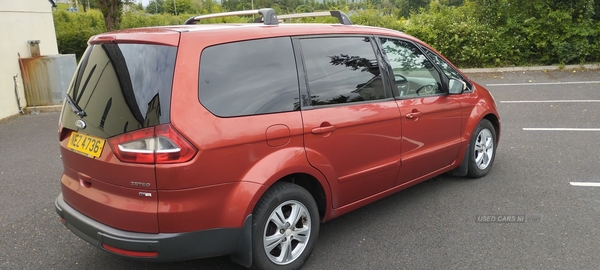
67,132,105,158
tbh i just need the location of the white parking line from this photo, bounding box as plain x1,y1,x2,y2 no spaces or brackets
523,128,600,131
570,182,600,187
487,81,600,86
501,100,600,103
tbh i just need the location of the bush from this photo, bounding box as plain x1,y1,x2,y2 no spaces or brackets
350,9,406,30
54,4,600,68
53,10,106,59
401,2,508,67
516,8,599,65
120,12,189,28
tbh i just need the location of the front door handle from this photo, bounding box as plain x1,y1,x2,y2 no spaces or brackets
311,125,336,134
405,111,422,119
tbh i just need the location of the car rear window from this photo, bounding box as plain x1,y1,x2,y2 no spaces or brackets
198,37,300,117
61,43,177,138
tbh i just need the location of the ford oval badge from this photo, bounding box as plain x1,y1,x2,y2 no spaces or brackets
75,119,86,129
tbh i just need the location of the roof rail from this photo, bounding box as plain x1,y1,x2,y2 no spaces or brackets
184,8,278,25
278,10,353,25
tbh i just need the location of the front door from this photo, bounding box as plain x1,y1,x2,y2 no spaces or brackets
378,37,462,184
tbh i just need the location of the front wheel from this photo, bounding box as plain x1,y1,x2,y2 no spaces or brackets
467,119,497,178
251,182,320,270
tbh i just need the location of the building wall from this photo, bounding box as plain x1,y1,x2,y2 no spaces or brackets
0,0,59,120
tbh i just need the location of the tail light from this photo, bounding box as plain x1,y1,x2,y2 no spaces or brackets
108,124,197,164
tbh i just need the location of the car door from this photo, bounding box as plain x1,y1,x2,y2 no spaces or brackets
297,36,402,208
378,37,463,184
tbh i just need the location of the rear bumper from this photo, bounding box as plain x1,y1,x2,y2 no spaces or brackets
55,193,252,264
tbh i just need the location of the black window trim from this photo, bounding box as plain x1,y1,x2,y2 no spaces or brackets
293,34,396,111
292,38,311,110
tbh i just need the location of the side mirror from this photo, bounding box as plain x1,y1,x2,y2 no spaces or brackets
449,78,466,94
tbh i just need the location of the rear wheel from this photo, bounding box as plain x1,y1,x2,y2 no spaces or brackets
467,119,497,178
251,182,319,270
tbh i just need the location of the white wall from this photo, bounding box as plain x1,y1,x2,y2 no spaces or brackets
0,0,59,120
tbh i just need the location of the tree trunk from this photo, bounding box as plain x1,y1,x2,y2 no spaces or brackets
79,0,87,12
97,0,123,31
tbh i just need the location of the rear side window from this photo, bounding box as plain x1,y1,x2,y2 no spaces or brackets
199,37,300,117
61,43,177,138
299,37,386,106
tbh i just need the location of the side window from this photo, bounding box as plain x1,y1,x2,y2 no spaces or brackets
300,37,386,106
199,37,299,117
423,48,473,91
379,38,443,98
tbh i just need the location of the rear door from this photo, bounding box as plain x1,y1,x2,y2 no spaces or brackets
378,37,462,184
59,37,179,233
297,36,402,208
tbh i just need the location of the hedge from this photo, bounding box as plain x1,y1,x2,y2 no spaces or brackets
54,5,600,67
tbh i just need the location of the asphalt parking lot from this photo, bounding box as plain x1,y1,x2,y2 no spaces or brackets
1,68,599,269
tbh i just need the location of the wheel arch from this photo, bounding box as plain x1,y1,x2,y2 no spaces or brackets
239,148,331,222
463,97,500,144
247,172,329,222
462,111,500,157
230,151,331,268
277,173,328,220
452,103,500,176
482,113,500,144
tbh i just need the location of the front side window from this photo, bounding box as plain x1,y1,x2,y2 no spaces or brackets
300,37,386,106
199,37,300,117
422,47,473,91
379,38,443,98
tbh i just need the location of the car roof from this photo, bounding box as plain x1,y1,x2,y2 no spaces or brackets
90,23,421,46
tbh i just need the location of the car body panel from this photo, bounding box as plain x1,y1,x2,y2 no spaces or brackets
156,182,262,232
302,101,402,208
396,95,463,184
56,19,500,265
89,28,181,46
59,132,159,233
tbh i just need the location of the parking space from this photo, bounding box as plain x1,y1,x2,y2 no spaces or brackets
473,70,600,184
1,69,599,269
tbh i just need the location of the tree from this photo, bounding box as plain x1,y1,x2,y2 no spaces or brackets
147,0,166,14
77,0,101,12
97,0,124,31
165,0,197,15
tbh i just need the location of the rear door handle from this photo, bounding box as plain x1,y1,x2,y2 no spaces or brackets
311,125,336,134
405,111,422,119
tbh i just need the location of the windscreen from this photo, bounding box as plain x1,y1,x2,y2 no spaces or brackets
61,43,177,138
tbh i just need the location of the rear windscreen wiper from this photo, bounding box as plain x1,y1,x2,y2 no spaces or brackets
66,94,87,117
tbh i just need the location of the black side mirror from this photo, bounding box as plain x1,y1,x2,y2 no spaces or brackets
449,78,466,94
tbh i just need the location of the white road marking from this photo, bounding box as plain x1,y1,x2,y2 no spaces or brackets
487,81,600,86
501,100,600,103
523,128,600,131
570,182,600,187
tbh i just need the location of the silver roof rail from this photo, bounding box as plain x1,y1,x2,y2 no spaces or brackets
278,10,352,25
184,8,278,25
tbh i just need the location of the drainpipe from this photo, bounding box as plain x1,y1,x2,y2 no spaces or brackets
13,74,25,115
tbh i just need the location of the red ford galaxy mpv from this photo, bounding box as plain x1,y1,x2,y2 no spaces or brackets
55,9,500,270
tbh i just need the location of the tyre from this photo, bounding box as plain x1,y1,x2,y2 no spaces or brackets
251,182,320,270
467,119,497,178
